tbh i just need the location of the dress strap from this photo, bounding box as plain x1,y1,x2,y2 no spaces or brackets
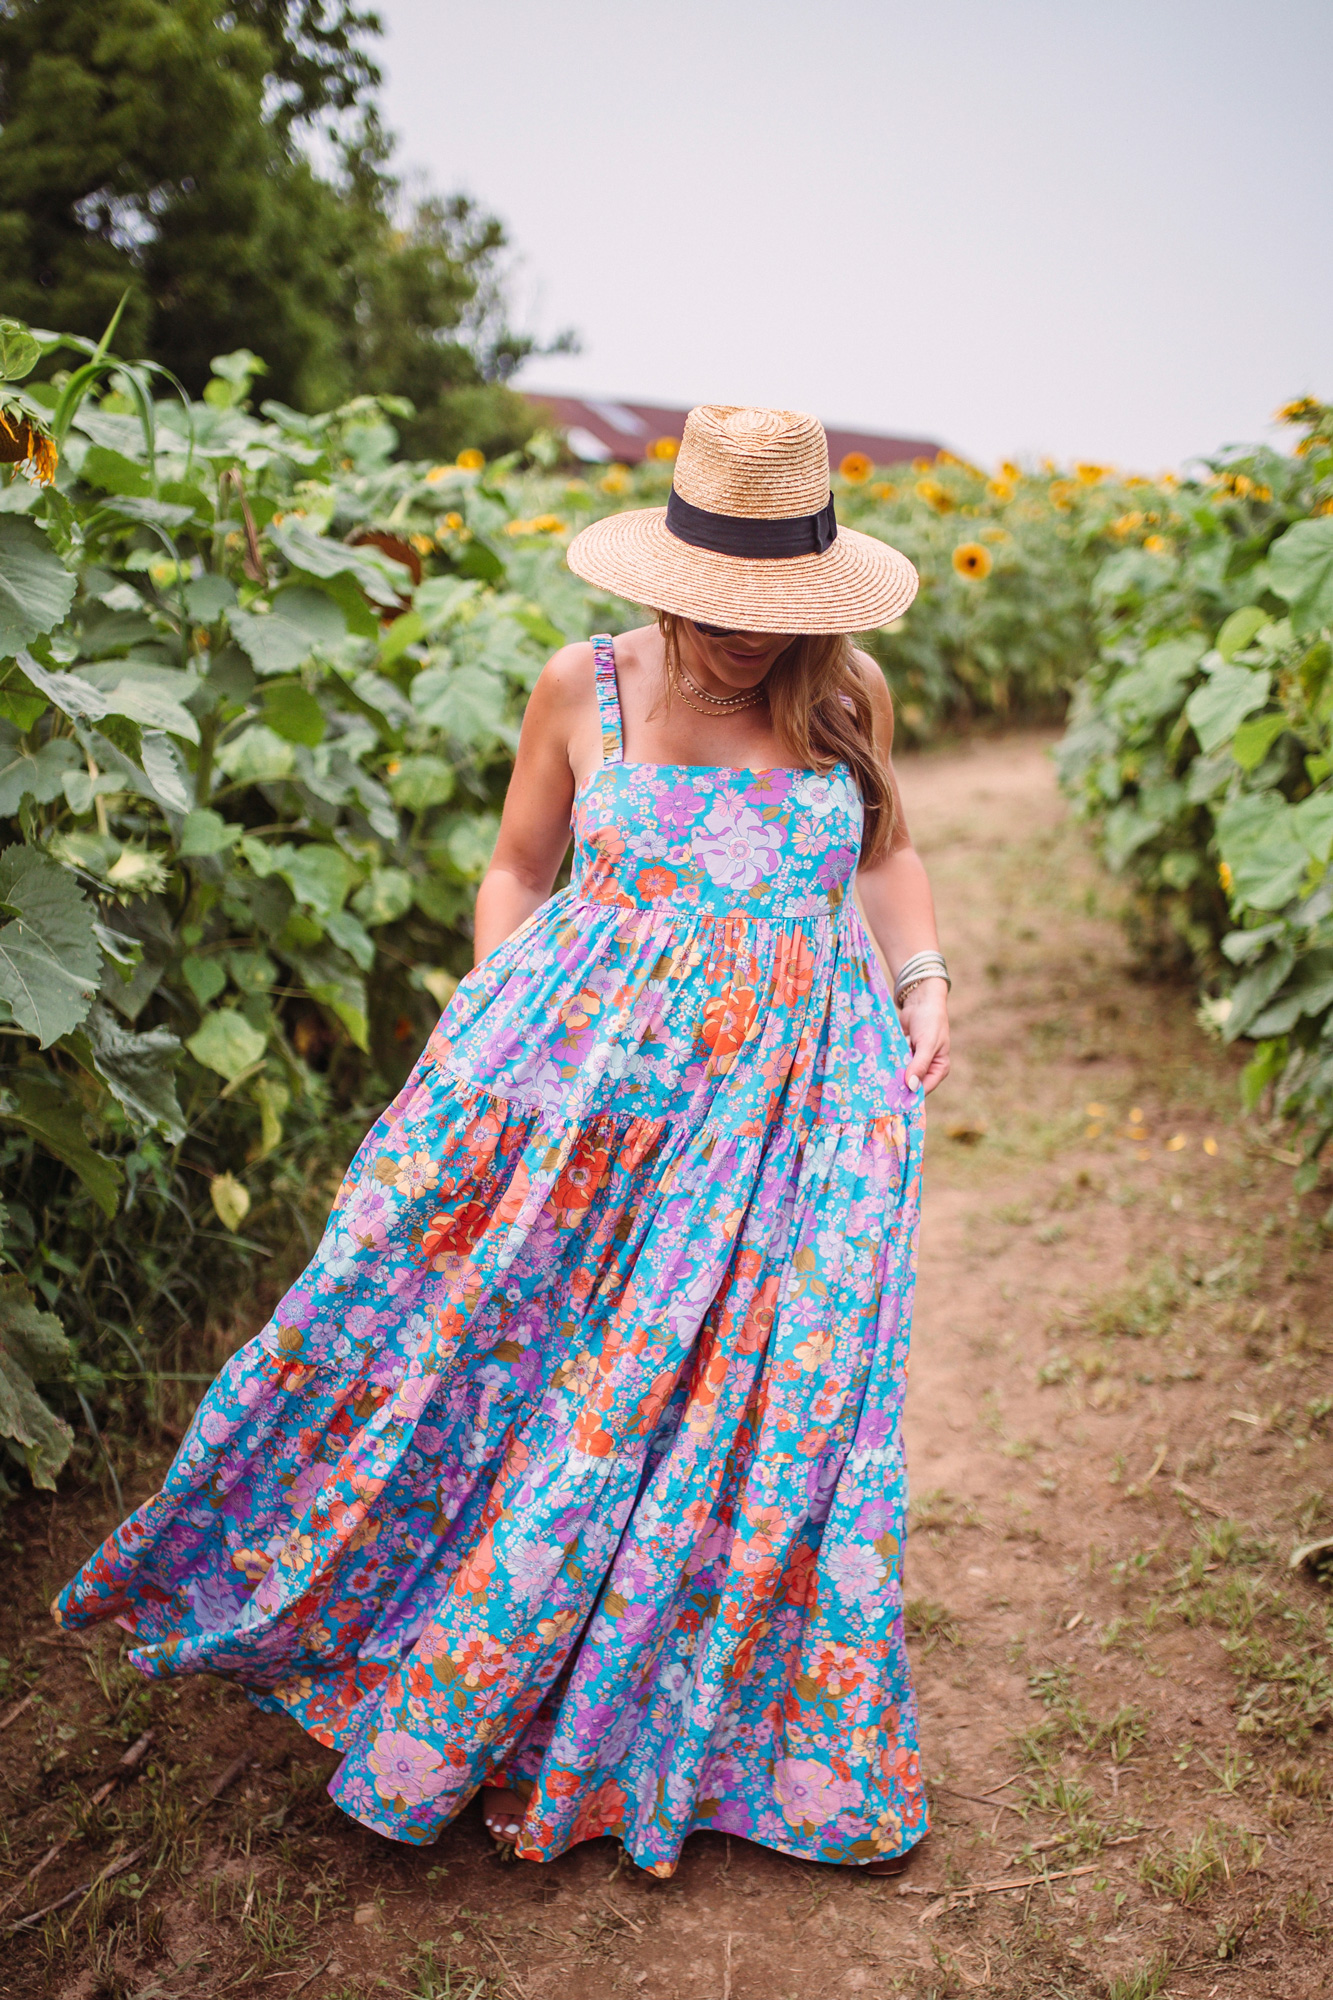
590,633,624,765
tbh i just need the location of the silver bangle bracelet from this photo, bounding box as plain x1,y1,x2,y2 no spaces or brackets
894,950,950,1007
895,972,949,1007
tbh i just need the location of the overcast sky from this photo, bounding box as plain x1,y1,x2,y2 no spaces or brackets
375,1,1333,473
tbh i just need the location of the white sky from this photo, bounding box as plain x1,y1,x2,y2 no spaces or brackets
374,0,1333,473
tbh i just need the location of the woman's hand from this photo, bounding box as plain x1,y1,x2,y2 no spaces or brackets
899,980,950,1096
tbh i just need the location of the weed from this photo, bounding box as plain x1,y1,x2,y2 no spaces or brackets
904,1598,962,1652
1105,1951,1171,2000
1088,1263,1180,1340
1139,1819,1265,1905
909,1489,980,1533
401,1939,496,1999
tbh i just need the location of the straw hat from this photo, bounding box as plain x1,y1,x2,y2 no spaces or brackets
565,404,918,634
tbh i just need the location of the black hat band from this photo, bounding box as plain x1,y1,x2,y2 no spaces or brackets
665,487,838,560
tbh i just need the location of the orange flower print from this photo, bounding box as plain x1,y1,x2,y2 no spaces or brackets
772,932,816,1006
420,1199,489,1269
636,865,678,900
392,1151,441,1200
701,986,759,1072
552,1132,612,1225
562,987,603,1032
794,1328,834,1373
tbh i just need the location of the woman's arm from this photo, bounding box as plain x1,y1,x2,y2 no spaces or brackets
471,646,591,963
853,656,951,1096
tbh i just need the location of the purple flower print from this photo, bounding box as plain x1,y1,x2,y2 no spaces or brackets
691,799,782,890
366,1729,449,1807
773,1756,862,1828
825,1540,886,1605
655,780,706,833
53,672,929,1875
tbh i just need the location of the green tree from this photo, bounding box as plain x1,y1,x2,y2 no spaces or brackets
0,0,569,443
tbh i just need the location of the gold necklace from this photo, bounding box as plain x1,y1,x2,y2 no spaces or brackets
672,657,767,713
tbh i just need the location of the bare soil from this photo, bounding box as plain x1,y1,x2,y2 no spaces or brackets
2,731,1331,2000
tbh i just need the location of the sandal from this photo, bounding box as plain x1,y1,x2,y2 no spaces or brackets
481,1786,526,1848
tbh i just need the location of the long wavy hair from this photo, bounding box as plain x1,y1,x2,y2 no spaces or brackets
657,613,897,864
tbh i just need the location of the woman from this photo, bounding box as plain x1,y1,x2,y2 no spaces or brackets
55,405,950,1880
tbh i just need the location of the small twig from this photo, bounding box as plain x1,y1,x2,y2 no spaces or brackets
196,1752,253,1809
0,1730,154,1916
932,1782,1027,1817
0,1688,39,1733
598,1889,644,1934
1172,1482,1228,1519
285,1954,334,1997
6,1842,147,1931
722,1931,734,2000
898,1859,1101,1910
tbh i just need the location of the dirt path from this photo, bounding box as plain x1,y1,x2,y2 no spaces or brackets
4,733,1331,2000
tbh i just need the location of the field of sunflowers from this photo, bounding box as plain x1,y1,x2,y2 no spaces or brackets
0,306,1329,1493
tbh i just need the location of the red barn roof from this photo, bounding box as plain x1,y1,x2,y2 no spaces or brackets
525,394,941,471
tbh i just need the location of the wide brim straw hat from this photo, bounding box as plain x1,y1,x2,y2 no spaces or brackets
565,404,918,635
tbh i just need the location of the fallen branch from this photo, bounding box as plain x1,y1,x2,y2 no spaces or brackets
897,1859,1101,1912
0,1687,40,1732
5,1842,148,1931
1172,1482,1228,1519
0,1730,155,1917
931,1783,1027,1817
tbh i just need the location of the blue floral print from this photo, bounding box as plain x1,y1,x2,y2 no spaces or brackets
56,634,928,1875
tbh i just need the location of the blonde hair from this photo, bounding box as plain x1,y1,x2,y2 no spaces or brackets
657,613,896,863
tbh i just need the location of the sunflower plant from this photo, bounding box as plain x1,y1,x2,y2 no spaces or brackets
1056,399,1333,1187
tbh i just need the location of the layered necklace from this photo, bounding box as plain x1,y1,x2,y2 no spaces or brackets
669,651,768,717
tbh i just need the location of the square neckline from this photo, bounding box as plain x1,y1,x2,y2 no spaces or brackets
585,632,827,792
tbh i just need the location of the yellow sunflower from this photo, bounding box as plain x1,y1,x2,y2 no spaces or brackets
456,447,485,471
952,542,992,580
986,479,1014,503
425,465,450,484
0,403,58,485
1048,479,1077,509
1143,534,1168,554
531,513,567,533
868,481,897,501
1000,460,1021,483
650,436,678,460
915,478,953,512
1075,462,1110,484
1276,397,1321,425
839,452,873,484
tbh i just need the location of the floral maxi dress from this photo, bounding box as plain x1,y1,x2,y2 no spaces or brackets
57,634,929,1873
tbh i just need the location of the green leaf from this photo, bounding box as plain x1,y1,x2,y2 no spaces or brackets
178,809,237,857
1185,664,1271,754
209,1171,251,1231
279,843,353,919
215,724,296,785
250,1074,290,1158
79,444,151,498
0,321,43,385
15,652,199,744
411,663,508,744
414,576,480,628
1231,712,1288,771
267,521,413,610
444,814,500,882
1215,796,1310,913
0,1274,74,1489
1290,791,1333,864
261,681,325,746
228,586,347,676
1246,949,1333,1038
2,1068,121,1215
182,954,226,1006
0,660,48,732
1268,517,1333,636
0,845,100,1045
1215,606,1268,661
1105,636,1205,727
66,1002,185,1141
0,517,77,656
138,731,192,810
378,609,424,667
184,574,238,623
324,908,375,970
389,754,455,811
287,945,368,1048
351,866,414,928
0,735,80,814
186,1008,267,1080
